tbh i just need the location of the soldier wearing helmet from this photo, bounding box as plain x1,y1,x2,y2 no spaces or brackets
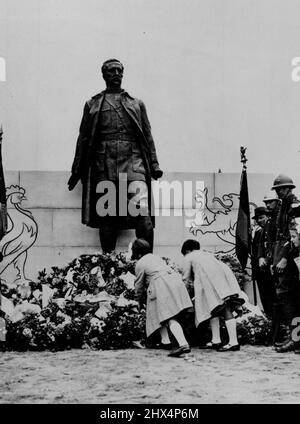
271,174,300,272
269,174,300,353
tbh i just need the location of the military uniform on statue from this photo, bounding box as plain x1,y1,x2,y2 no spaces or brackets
68,59,163,252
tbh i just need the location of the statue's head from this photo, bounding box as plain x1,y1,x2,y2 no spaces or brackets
101,58,124,89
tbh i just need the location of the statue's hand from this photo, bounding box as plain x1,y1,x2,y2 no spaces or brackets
68,174,80,191
151,169,163,180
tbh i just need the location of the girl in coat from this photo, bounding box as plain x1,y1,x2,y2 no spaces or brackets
181,239,244,352
132,238,193,357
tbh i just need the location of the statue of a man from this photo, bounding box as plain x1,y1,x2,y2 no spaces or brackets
68,58,163,252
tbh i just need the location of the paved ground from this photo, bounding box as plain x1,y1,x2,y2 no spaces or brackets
1,345,300,404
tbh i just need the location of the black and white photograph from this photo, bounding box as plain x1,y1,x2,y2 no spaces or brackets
1,0,300,408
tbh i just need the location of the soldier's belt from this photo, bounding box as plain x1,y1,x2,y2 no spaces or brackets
99,132,137,141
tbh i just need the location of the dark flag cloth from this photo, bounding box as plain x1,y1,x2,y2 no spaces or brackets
0,126,7,241
235,168,251,269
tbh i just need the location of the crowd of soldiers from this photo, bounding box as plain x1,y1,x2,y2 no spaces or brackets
251,174,300,353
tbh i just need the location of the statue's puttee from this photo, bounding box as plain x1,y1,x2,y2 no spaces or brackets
68,59,163,252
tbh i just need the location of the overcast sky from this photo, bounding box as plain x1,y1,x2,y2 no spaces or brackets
0,0,300,185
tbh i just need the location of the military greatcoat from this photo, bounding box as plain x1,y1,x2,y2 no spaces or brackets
71,89,162,228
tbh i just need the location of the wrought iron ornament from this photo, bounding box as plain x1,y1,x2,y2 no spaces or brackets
240,146,248,170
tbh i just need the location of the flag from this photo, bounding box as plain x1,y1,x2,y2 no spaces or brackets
0,294,14,316
235,167,251,269
0,127,6,337
0,126,7,241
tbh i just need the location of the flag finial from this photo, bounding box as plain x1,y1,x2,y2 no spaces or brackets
240,146,247,169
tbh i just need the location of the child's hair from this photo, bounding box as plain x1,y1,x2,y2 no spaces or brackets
181,239,200,255
131,238,151,260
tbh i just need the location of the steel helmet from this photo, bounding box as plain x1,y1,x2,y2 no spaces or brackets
263,191,279,203
271,174,296,190
294,217,300,227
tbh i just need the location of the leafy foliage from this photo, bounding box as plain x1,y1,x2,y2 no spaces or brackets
1,251,269,350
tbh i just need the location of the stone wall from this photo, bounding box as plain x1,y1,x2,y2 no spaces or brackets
0,171,277,301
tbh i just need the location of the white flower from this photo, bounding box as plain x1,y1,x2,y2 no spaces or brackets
89,291,116,303
33,289,42,300
22,328,32,338
42,285,55,308
19,302,41,315
53,298,66,309
90,266,106,287
82,343,91,350
90,267,99,275
120,271,135,290
125,242,133,261
90,317,100,327
116,295,130,307
56,310,72,324
10,311,24,323
74,292,88,303
95,303,112,319
65,269,75,283
74,259,81,269
17,283,31,299
90,317,106,333
98,321,106,333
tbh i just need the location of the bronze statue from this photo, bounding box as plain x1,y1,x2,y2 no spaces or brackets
68,59,163,252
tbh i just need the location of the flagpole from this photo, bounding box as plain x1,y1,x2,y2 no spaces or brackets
0,125,2,318
0,125,6,344
240,147,257,305
0,126,1,303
